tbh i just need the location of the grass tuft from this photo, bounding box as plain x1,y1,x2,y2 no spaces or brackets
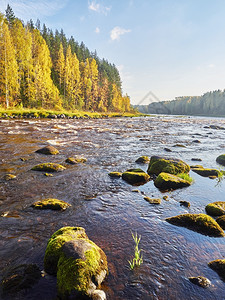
128,232,143,270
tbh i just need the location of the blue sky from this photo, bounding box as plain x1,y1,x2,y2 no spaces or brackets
1,0,225,104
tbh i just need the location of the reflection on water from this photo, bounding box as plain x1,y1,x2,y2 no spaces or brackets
0,115,225,299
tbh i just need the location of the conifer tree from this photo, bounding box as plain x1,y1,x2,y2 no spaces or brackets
5,4,15,27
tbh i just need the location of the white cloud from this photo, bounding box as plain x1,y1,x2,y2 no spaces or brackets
0,0,68,20
208,64,215,68
110,26,131,41
95,27,100,34
88,1,111,15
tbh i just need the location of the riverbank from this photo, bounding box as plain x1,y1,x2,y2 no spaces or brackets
0,108,143,119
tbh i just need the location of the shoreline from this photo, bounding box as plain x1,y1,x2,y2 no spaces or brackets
0,108,143,120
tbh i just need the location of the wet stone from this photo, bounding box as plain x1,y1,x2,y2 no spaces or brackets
189,276,211,288
35,145,59,155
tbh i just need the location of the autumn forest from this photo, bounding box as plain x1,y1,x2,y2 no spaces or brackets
0,5,131,112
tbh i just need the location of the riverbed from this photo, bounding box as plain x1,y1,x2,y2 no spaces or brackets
0,115,225,300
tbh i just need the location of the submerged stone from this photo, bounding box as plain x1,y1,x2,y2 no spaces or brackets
36,145,59,155
122,168,150,185
44,226,108,299
188,276,211,288
31,198,71,211
1,264,41,294
216,154,225,166
208,259,225,280
108,171,122,178
166,213,225,237
135,156,150,164
180,201,190,208
31,163,66,172
65,156,87,164
147,156,190,175
154,172,191,190
205,201,225,216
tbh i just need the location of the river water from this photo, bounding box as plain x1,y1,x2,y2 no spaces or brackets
0,115,225,300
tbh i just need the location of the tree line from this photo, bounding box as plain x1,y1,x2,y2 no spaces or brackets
0,5,131,112
136,90,225,117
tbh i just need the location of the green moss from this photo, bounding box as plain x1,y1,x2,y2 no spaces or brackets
31,198,71,211
65,157,87,164
177,173,193,183
216,154,225,166
208,259,225,279
108,171,122,178
154,172,191,190
122,168,150,185
216,215,225,230
166,213,225,237
31,163,66,172
147,156,190,175
205,202,225,216
44,227,87,275
135,156,150,164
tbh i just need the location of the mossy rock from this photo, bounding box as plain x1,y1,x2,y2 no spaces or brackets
154,172,191,190
31,198,71,211
31,163,66,172
208,259,225,280
1,264,41,294
44,227,108,299
36,145,59,155
216,215,225,230
44,227,88,275
65,157,87,164
205,202,225,216
108,171,122,178
122,168,150,185
147,156,190,175
216,154,225,166
192,166,221,177
188,276,211,288
166,213,225,237
4,174,16,181
144,197,161,204
57,239,108,299
135,156,150,164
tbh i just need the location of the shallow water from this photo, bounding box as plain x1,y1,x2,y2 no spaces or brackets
0,115,225,300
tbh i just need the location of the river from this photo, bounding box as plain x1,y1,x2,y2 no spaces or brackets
0,115,225,300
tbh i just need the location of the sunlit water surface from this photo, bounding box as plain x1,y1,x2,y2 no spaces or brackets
0,115,225,300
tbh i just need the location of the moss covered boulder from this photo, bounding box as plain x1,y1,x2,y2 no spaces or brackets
208,259,225,280
147,156,190,175
191,166,221,177
36,145,59,155
166,213,225,237
44,226,108,299
1,264,41,295
31,163,66,172
108,171,122,178
144,197,161,204
122,168,150,185
65,156,87,164
135,156,150,164
31,198,71,211
205,202,225,216
216,215,225,230
154,172,191,190
216,154,225,166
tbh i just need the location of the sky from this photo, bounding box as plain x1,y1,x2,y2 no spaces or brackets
1,0,225,105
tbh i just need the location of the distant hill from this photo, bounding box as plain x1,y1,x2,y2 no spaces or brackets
136,89,225,117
